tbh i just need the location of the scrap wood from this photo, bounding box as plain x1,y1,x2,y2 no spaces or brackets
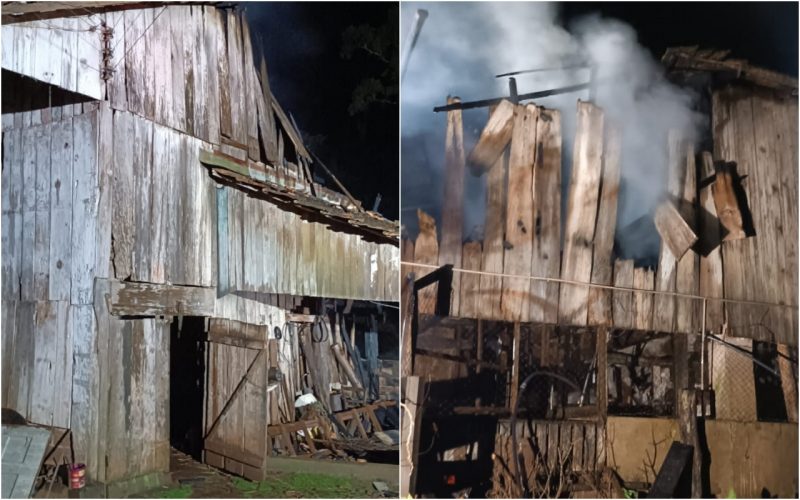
467,99,516,174
710,164,746,240
654,201,698,259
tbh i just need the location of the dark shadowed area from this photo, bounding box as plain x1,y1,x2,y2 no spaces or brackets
244,2,399,220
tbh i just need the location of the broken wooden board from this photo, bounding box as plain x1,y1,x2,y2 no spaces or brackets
415,209,439,315
558,101,604,326
529,108,562,324
108,280,216,317
440,97,465,316
675,147,699,334
711,165,746,241
467,99,515,174
480,149,508,320
501,104,537,322
588,123,621,326
654,132,688,333
654,201,698,260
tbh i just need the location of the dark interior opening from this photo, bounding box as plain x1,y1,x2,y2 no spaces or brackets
1,69,94,113
169,316,207,461
753,341,788,422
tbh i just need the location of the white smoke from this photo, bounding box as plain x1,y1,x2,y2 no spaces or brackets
401,2,704,260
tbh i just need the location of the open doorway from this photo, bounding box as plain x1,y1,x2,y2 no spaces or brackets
169,316,207,460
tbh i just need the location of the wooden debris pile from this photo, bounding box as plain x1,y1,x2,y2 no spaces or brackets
402,97,773,338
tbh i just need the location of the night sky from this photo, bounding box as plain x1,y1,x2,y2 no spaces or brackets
561,2,798,76
243,2,399,220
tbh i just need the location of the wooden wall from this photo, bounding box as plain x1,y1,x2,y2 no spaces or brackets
406,94,797,345
712,86,798,345
1,16,104,99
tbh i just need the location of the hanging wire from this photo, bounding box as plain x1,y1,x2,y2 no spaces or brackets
111,5,167,71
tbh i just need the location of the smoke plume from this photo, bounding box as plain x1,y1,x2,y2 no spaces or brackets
401,2,704,262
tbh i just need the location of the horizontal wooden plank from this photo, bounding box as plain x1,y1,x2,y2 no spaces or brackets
108,280,215,316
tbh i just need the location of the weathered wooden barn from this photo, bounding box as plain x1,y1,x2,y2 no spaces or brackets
1,1,399,491
400,47,797,498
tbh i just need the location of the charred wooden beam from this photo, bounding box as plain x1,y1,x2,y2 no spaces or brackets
433,82,591,113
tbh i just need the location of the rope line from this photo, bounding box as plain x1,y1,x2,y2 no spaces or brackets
402,260,798,309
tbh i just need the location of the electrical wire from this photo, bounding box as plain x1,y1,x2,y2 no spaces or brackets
111,5,167,71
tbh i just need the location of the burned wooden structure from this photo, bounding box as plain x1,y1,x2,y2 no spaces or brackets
401,47,797,498
1,2,399,490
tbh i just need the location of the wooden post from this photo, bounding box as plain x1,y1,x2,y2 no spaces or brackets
365,331,379,400
678,389,702,499
510,322,521,409
597,327,608,418
440,96,465,316
400,376,422,498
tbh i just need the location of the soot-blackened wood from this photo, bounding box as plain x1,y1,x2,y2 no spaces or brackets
588,124,621,326
675,147,699,334
649,442,694,498
415,209,439,315
529,108,562,324
481,148,507,319
654,131,687,333
440,97,465,316
559,101,604,326
502,104,537,322
467,99,515,174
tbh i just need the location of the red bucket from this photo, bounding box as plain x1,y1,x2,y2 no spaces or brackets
69,463,86,489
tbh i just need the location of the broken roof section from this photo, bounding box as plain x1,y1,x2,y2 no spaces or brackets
662,46,798,95
0,1,398,244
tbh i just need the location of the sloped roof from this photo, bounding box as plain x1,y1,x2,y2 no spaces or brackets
662,46,797,94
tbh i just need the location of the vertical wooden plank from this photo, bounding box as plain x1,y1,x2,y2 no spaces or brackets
415,210,438,314
698,153,724,331
108,11,127,111
440,97,465,315
13,302,35,419
71,112,98,304
70,304,99,478
76,18,102,99
216,8,232,139
20,126,37,301
132,116,154,282
459,242,481,319
124,8,145,115
501,104,537,322
675,144,699,334
653,131,687,333
30,302,56,426
558,101,604,326
52,301,72,430
172,133,188,284
227,11,246,144
242,20,259,160
61,19,78,98
170,5,187,132
510,322,521,409
612,259,634,329
2,128,23,299
202,7,221,144
529,108,561,324
48,118,73,301
633,267,654,331
153,5,174,128
150,124,170,283
1,301,18,409
588,124,622,326
112,110,134,279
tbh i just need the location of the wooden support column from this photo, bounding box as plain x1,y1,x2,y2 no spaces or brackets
597,327,608,418
510,322,521,409
674,333,689,417
778,344,798,423
415,209,439,315
476,319,483,408
400,376,422,498
678,389,702,499
440,96,465,316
